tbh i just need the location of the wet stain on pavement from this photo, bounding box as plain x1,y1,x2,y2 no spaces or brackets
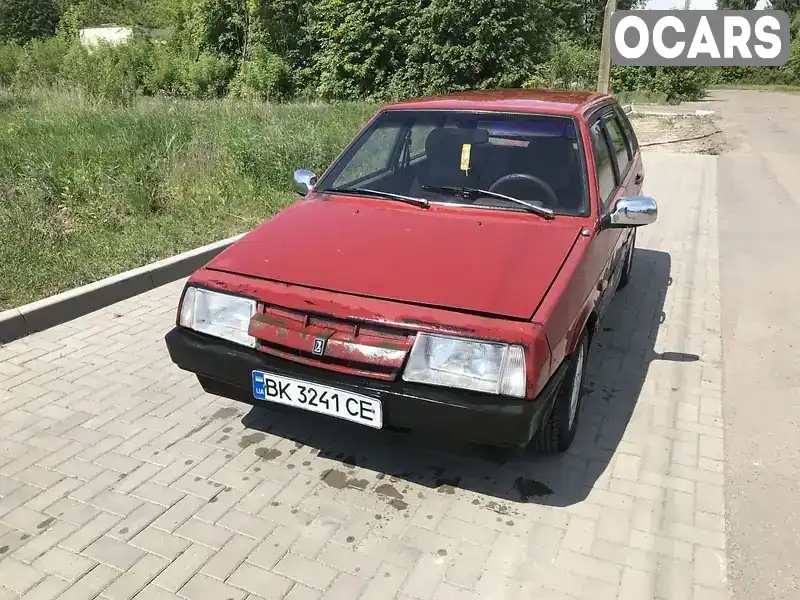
169,406,240,449
375,483,404,500
515,477,553,501
321,469,347,489
435,477,461,494
213,407,239,419
376,483,408,509
255,448,282,461
320,469,369,491
348,478,369,491
240,433,266,449
37,517,55,529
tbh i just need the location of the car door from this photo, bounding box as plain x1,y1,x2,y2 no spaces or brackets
588,104,640,320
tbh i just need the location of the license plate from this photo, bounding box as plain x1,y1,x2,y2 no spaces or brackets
251,370,383,429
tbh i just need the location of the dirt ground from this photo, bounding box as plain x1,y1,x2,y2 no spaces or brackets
630,113,726,155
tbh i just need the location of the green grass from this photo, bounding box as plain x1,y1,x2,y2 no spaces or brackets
0,89,378,310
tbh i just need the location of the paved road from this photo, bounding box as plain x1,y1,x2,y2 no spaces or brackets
0,151,725,600
713,89,800,600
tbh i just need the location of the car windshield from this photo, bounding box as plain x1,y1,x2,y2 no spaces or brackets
315,110,589,216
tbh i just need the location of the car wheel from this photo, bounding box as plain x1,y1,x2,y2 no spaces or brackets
534,331,589,454
617,230,636,290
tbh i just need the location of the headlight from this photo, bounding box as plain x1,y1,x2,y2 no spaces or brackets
179,287,257,348
402,333,526,398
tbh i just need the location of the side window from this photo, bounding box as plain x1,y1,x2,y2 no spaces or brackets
332,123,402,187
603,116,632,178
589,120,616,207
615,106,639,154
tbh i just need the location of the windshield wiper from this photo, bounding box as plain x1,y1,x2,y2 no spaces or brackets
325,187,429,208
421,185,555,220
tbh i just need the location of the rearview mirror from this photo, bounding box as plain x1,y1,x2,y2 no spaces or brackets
602,196,658,229
293,169,317,196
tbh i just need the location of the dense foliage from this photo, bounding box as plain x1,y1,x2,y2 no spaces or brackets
0,0,730,104
0,0,59,43
1,0,798,103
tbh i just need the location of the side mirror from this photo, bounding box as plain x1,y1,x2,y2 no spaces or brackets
602,196,658,229
293,169,317,196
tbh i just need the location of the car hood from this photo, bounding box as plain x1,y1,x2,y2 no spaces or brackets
205,195,582,320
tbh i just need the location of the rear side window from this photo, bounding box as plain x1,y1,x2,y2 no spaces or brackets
603,116,632,178
615,106,639,154
589,120,616,206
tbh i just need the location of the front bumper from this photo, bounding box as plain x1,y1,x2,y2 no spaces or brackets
165,327,567,448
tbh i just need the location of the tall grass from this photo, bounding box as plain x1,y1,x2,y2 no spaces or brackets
0,89,378,309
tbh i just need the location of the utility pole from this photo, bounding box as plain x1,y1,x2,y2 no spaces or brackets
684,0,692,8
597,0,617,94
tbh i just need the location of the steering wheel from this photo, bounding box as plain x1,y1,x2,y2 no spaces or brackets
489,173,559,208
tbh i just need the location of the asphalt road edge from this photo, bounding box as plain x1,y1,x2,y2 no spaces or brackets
0,233,246,344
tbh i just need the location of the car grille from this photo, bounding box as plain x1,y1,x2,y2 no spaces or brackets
248,304,415,381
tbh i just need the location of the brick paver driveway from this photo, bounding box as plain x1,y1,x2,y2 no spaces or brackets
0,152,726,600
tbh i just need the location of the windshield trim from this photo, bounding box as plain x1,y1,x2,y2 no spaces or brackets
314,109,592,218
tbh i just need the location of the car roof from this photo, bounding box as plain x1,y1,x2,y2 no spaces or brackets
382,88,614,117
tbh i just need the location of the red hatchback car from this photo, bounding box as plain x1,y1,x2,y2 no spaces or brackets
165,89,657,453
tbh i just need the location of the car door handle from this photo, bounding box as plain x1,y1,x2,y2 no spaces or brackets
634,173,643,185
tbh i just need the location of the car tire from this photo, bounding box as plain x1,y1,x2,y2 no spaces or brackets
617,230,636,290
534,331,589,454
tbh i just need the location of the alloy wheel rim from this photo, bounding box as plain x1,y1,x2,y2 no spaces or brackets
568,342,586,429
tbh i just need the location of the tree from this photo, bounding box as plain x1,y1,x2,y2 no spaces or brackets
309,0,417,100
0,0,59,43
396,0,556,96
559,0,645,48
766,0,800,15
717,0,759,8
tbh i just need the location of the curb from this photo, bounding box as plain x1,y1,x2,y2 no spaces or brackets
628,104,716,117
0,233,246,345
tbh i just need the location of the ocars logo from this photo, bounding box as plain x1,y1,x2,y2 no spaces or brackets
611,10,791,66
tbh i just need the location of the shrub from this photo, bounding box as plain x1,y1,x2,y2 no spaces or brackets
12,32,71,89
179,51,234,99
524,39,599,91
60,37,154,105
788,36,800,84
0,42,23,86
143,42,183,96
0,0,58,44
612,66,708,103
229,45,293,101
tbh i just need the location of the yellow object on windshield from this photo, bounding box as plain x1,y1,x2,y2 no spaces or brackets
460,143,471,173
